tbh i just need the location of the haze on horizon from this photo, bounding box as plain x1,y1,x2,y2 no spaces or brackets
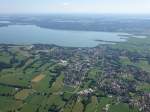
0,0,150,14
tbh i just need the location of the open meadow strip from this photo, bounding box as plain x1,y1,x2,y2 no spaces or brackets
31,74,46,83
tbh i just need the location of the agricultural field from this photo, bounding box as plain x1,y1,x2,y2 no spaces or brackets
0,37,150,112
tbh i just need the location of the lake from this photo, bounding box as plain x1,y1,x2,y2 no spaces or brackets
0,25,128,47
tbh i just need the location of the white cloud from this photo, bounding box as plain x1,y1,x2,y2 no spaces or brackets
1,0,150,14
63,2,69,6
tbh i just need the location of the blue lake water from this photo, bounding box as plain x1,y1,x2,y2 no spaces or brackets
0,25,128,47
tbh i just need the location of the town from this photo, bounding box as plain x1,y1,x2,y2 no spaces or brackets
0,36,150,112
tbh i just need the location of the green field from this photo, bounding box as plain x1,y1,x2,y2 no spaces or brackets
1,37,150,112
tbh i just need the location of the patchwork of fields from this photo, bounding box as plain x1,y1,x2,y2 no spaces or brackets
0,37,150,112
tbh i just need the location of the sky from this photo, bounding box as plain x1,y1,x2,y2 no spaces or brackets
0,0,150,14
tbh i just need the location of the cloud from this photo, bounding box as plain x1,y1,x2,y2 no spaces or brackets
1,0,150,14
63,2,69,6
